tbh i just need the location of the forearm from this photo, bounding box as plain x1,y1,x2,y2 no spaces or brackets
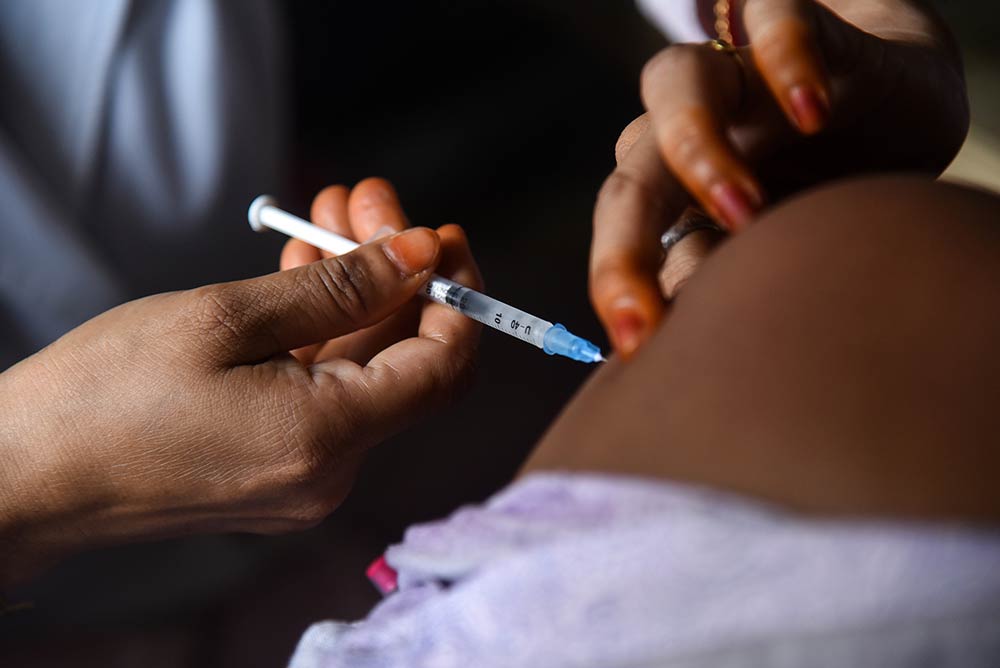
0,441,33,588
1,444,51,587
0,363,89,586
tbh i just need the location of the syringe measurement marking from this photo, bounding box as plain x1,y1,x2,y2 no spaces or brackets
484,308,542,344
249,197,604,362
502,316,531,336
426,282,547,346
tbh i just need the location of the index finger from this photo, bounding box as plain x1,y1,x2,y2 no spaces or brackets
591,127,687,359
280,185,353,270
743,0,831,133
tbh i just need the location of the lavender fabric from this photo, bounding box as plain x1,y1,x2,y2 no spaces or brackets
290,473,1000,668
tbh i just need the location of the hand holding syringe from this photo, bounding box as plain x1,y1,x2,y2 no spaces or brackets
249,196,605,364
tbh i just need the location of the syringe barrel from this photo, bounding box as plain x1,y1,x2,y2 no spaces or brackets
249,199,602,361
425,277,551,349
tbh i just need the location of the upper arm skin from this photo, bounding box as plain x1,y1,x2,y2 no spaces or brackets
523,176,1000,523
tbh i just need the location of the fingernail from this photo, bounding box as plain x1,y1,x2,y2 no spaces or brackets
382,227,438,276
610,310,646,358
367,225,397,241
788,85,829,134
709,182,758,231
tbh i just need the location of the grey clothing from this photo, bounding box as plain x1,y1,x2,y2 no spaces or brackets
0,0,283,368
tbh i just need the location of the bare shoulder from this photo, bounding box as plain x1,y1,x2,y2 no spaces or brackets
522,175,1000,522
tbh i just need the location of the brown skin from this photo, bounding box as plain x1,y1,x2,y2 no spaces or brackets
0,179,482,586
528,176,1000,521
0,1,981,588
591,0,969,358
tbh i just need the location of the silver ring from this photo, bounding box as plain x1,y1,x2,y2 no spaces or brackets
661,216,727,256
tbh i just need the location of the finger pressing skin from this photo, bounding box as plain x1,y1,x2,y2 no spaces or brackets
641,43,764,231
348,177,410,241
743,0,830,134
591,128,686,359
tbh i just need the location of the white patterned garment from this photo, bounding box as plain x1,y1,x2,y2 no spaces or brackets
291,473,1000,668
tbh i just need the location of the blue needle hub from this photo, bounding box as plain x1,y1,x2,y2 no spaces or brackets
543,324,605,363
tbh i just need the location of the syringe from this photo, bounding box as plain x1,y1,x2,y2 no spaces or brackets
248,196,605,364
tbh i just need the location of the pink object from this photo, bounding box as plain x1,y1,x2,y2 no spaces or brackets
366,555,399,595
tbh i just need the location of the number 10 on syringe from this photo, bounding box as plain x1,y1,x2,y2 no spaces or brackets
425,278,561,347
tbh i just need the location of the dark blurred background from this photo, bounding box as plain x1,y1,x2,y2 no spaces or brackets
3,1,999,666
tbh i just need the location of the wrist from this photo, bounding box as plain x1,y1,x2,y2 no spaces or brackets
0,364,93,586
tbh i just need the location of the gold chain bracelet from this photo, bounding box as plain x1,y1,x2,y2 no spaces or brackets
713,0,734,43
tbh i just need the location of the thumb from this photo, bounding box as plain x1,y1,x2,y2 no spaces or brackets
196,227,440,364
